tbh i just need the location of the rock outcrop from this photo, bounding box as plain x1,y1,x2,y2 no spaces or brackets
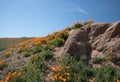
62,29,91,59
59,21,120,62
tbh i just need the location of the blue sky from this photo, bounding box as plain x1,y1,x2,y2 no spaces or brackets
0,0,120,38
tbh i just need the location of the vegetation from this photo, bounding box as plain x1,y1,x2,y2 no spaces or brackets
23,51,31,57
52,55,92,82
92,57,106,64
0,38,32,51
52,55,120,82
94,65,120,82
0,20,120,82
108,50,117,62
4,51,11,57
0,60,8,70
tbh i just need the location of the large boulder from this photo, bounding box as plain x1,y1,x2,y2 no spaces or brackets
59,21,120,62
62,29,91,59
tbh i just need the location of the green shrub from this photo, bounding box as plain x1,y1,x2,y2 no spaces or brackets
73,23,83,29
23,51,31,57
94,65,120,82
42,44,54,51
40,39,47,45
92,57,106,64
53,38,64,47
61,32,69,40
8,71,26,82
108,52,117,62
52,55,94,82
40,50,54,61
21,52,48,82
32,48,41,54
0,61,8,70
66,27,72,31
17,48,23,54
52,54,120,82
20,55,47,82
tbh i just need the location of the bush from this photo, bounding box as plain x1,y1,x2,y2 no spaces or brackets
4,51,11,57
42,44,54,51
51,66,71,82
52,55,120,82
53,38,64,47
52,55,94,82
94,65,120,82
73,22,83,29
21,57,47,82
40,39,47,45
66,27,72,31
7,61,47,82
40,50,54,61
0,61,8,70
60,31,69,40
6,71,25,82
32,48,41,54
7,51,48,82
17,48,23,54
23,51,31,57
92,57,106,64
108,51,117,62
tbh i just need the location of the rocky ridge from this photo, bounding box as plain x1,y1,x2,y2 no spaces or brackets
57,21,120,64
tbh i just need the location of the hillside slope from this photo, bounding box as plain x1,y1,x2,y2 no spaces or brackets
0,38,33,51
0,20,120,82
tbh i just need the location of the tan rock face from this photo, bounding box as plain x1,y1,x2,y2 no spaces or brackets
62,29,91,59
90,21,120,56
61,21,120,61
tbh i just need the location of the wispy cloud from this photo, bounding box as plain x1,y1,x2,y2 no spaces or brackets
74,5,87,14
66,4,87,14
